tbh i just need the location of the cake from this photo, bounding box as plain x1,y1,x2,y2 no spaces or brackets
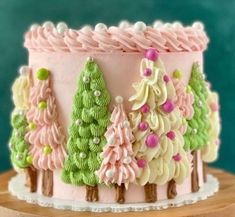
8,20,221,212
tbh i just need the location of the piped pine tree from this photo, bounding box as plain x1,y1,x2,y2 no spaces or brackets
129,49,188,202
61,57,111,202
9,66,37,192
97,96,138,204
26,68,67,197
183,63,210,192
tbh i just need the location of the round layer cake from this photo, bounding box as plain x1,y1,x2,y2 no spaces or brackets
8,20,221,208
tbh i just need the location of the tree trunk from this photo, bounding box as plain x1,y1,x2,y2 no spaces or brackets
25,166,37,193
86,185,99,202
144,183,157,202
115,183,125,204
191,150,200,192
167,179,177,199
203,162,207,183
42,169,53,197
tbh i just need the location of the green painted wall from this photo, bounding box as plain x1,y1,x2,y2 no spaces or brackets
0,0,234,173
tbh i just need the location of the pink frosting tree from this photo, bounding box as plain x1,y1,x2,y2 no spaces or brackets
97,96,138,203
26,68,67,197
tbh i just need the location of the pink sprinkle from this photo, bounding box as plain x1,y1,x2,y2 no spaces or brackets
210,103,219,112
138,121,149,131
166,131,176,140
173,153,182,162
145,133,159,148
163,74,170,83
137,159,147,168
145,48,159,61
162,100,175,113
143,68,152,76
140,103,150,113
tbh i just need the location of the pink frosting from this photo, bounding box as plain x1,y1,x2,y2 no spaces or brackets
24,25,209,53
25,74,67,170
173,78,195,120
97,100,138,186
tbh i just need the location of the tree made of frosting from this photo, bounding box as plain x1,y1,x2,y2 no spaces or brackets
202,87,221,163
61,57,111,202
26,68,66,197
183,63,210,192
9,66,37,192
97,96,138,203
129,49,189,202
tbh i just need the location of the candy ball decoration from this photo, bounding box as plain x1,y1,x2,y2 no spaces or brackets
162,100,175,113
166,131,176,140
173,153,182,162
138,121,149,131
143,68,152,77
105,169,114,179
115,95,123,104
173,69,182,79
83,75,90,83
19,66,30,76
192,128,198,134
173,21,183,28
79,152,87,159
153,20,163,29
56,22,68,35
86,56,94,62
123,156,132,164
94,90,101,97
75,119,82,126
145,48,159,61
30,23,39,31
95,23,107,32
36,68,50,80
163,74,170,83
26,155,33,164
16,153,23,160
119,20,130,29
93,137,100,144
38,101,47,110
140,103,150,113
137,159,147,168
145,133,159,148
134,21,147,33
28,122,36,130
192,21,204,30
42,21,54,29
198,100,203,107
43,145,53,155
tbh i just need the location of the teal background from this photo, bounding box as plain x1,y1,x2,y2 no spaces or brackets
0,0,234,173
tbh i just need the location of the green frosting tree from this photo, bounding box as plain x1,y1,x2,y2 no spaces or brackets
9,112,31,169
183,62,210,192
61,57,111,202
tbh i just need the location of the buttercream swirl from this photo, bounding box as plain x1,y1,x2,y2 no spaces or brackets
25,69,66,170
202,91,221,162
129,57,190,186
97,98,138,188
24,24,209,53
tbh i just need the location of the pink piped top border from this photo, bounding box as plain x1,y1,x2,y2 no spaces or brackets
24,23,209,53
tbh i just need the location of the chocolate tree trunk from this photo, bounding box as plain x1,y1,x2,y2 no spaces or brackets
191,150,200,192
144,183,157,202
115,183,125,204
42,169,53,197
25,166,37,192
86,185,99,202
167,179,177,199
203,162,207,183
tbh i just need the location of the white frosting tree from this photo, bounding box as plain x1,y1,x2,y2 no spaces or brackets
129,49,190,202
97,96,138,203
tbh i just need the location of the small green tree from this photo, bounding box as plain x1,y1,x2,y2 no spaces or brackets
61,57,111,202
183,63,210,192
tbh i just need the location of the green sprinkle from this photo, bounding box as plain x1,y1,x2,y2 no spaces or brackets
43,145,52,155
38,101,47,110
173,69,182,79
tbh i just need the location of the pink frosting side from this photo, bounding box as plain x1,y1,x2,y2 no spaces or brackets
24,25,209,53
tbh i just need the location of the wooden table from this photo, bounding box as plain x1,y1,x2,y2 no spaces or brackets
0,168,235,217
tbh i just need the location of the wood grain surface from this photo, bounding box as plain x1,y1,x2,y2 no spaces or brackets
0,168,235,217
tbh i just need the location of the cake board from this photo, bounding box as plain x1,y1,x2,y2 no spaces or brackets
0,168,235,217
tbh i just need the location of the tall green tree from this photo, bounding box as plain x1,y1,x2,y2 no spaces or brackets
61,58,111,202
183,62,210,192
